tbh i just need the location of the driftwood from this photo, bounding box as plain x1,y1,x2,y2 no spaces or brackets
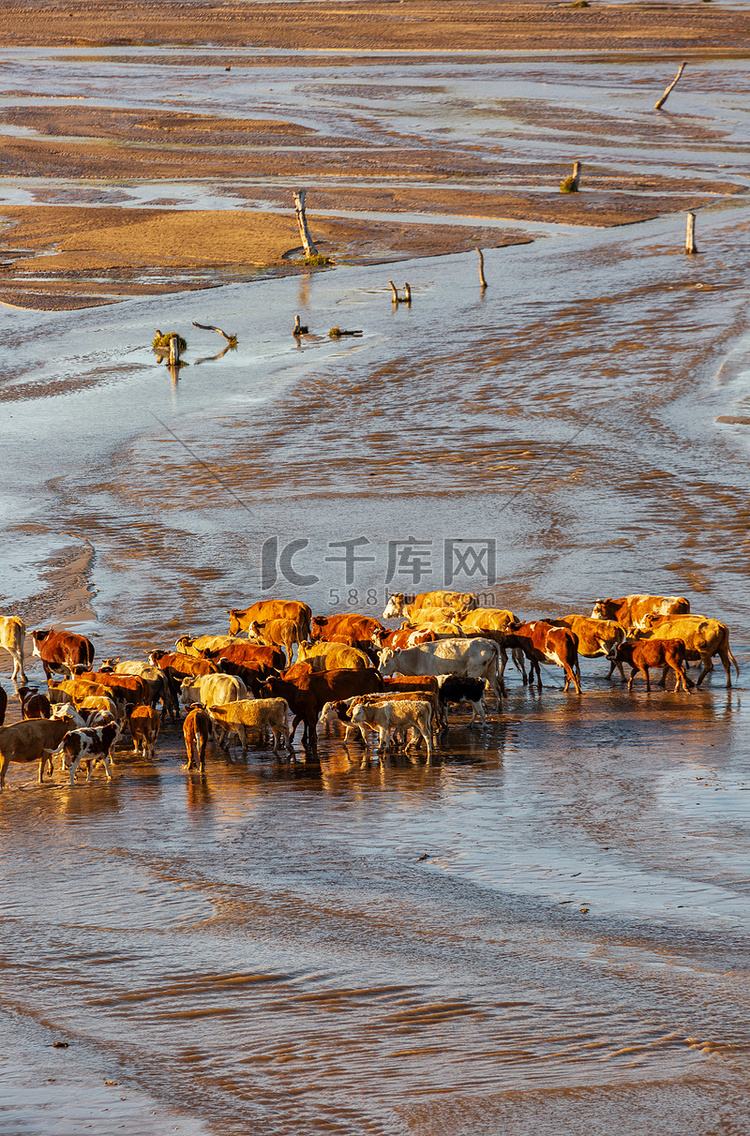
293,315,309,336
192,321,237,344
389,280,412,304
655,62,686,111
560,161,582,193
685,211,698,255
293,190,318,258
329,327,363,338
476,247,488,289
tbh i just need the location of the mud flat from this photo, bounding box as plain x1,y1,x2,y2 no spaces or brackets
1,4,750,1136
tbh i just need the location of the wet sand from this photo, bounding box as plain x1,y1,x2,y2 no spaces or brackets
1,3,750,1135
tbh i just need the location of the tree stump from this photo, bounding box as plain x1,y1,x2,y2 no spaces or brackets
293,190,317,259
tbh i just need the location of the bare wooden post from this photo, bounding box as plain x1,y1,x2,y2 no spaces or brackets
168,333,181,366
655,62,686,111
403,282,411,304
685,211,697,255
293,189,317,258
388,280,400,303
475,246,488,289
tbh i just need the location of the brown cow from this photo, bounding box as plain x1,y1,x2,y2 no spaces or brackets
31,628,95,680
310,614,386,644
17,685,52,720
261,668,384,752
228,601,312,639
248,619,300,665
591,594,690,630
611,638,692,693
504,621,581,694
127,705,160,756
0,716,75,789
544,615,625,660
202,641,286,673
374,627,437,651
75,671,151,712
637,614,739,687
183,707,213,772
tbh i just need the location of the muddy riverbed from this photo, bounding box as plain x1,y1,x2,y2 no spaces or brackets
1,11,750,1136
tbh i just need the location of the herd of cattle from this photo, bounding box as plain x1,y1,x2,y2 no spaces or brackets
0,590,740,789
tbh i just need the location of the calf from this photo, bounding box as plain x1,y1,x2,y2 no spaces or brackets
436,674,486,727
17,685,52,720
611,638,692,693
183,707,213,772
57,722,120,786
322,691,441,746
0,615,27,684
126,704,160,757
349,700,434,758
207,698,290,756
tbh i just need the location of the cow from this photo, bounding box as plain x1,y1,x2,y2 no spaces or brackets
636,614,739,687
126,704,160,756
47,678,111,705
457,608,516,633
398,619,462,638
349,700,434,758
202,641,286,673
228,601,312,640
149,650,219,677
310,614,386,645
297,641,373,671
382,591,477,620
214,658,270,696
503,622,581,694
248,619,301,665
374,627,437,651
591,595,690,631
544,615,625,660
74,672,151,715
0,716,75,789
183,707,213,772
51,703,87,727
261,668,384,752
0,683,6,727
610,638,692,693
180,673,247,708
0,616,27,684
31,628,95,680
321,691,442,745
175,634,246,658
56,722,120,786
435,674,486,727
207,698,290,756
17,685,52,720
113,661,178,722
377,638,504,699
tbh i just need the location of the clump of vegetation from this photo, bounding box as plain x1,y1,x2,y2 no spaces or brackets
560,175,578,193
304,254,330,267
153,331,187,352
329,327,343,338
569,1,589,7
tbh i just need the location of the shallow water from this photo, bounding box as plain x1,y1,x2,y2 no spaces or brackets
2,41,750,1136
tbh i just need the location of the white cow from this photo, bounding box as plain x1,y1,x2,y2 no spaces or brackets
378,637,504,698
349,700,434,757
180,673,247,709
0,616,27,684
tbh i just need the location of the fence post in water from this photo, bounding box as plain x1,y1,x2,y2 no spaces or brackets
654,62,686,111
685,211,698,255
293,189,318,259
403,282,411,304
475,247,488,290
168,333,181,367
389,280,400,303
